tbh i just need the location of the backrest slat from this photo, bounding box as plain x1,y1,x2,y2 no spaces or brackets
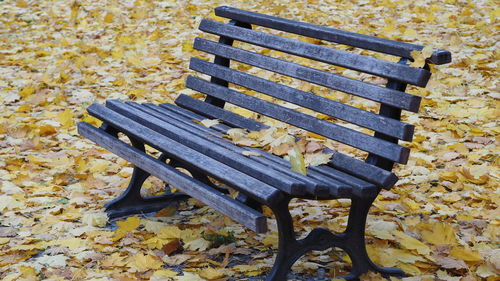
215,6,452,65
186,75,410,164
194,38,421,112
190,57,414,141
199,19,431,87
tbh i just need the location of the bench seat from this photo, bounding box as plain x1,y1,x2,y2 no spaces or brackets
81,100,379,202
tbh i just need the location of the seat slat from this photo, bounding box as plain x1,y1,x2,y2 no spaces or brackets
199,19,431,87
174,93,268,132
163,98,399,189
215,6,452,65
134,102,352,198
132,103,339,197
78,122,268,233
186,76,410,164
193,38,421,112
85,104,283,204
104,100,326,196
190,57,414,141
160,103,233,133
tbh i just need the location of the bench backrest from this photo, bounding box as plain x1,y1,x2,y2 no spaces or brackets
185,6,451,171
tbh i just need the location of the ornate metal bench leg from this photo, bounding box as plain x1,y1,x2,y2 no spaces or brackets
102,129,190,218
266,197,298,281
338,196,405,280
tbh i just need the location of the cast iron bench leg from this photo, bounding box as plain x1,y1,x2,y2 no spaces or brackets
101,124,190,218
266,195,406,281
338,196,406,280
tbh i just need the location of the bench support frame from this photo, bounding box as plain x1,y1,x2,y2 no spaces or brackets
101,124,190,219
267,195,405,280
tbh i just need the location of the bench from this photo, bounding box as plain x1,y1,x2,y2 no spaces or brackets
78,6,451,280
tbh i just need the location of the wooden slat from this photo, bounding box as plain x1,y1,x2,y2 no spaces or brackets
132,102,345,198
105,100,327,196
199,19,431,87
85,103,283,204
164,99,399,189
186,76,410,164
159,103,232,133
174,94,268,132
78,122,268,233
129,103,336,196
193,38,421,112
327,150,399,189
150,102,394,193
190,57,414,141
215,6,452,65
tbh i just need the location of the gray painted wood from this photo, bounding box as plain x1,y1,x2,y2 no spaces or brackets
215,6,452,65
86,103,283,205
116,101,328,195
132,102,346,198
190,57,414,141
162,99,399,189
160,103,233,133
105,100,324,196
193,38,421,112
174,94,268,132
199,19,431,87
78,122,268,233
186,76,410,164
328,150,399,189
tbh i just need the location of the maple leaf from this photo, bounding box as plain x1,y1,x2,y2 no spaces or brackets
113,216,141,241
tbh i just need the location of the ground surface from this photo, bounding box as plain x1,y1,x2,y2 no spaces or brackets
0,0,498,280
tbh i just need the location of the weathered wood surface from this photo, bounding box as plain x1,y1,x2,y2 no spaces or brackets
175,93,267,132
105,100,327,196
190,57,414,141
215,6,452,65
78,122,268,233
160,100,400,189
199,19,431,87
86,103,283,205
194,38,421,112
133,102,358,198
186,76,410,164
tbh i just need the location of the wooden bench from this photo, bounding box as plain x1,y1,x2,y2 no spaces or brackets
78,6,451,280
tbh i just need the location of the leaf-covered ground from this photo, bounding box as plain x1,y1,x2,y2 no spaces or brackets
0,0,498,280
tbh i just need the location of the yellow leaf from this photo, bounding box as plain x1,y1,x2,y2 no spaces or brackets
262,232,279,248
419,222,457,246
174,272,205,281
184,237,210,251
392,230,431,256
288,142,306,175
57,109,74,128
104,13,114,23
19,266,37,278
403,28,418,38
304,152,333,167
450,246,483,262
152,269,178,278
82,212,108,227
158,226,182,239
0,238,10,245
199,119,220,128
410,45,434,67
54,238,87,250
241,150,262,157
114,216,141,241
127,252,163,272
19,87,35,98
198,267,225,280
143,237,171,249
